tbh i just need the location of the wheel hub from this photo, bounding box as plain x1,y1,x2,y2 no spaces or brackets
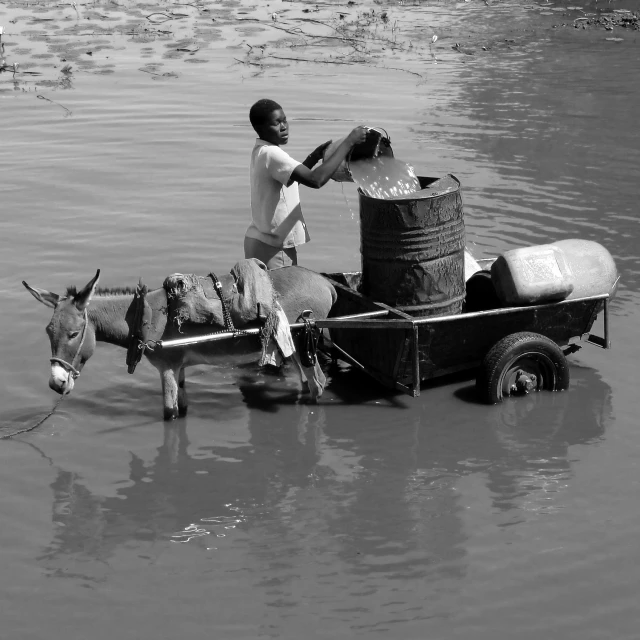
510,369,537,394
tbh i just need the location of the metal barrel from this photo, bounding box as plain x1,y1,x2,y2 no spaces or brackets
359,174,466,317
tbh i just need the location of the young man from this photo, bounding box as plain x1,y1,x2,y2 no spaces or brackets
245,98,368,269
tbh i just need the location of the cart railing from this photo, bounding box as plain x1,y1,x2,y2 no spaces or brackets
158,294,611,347
156,309,390,349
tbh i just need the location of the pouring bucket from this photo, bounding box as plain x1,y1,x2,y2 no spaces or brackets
323,127,393,183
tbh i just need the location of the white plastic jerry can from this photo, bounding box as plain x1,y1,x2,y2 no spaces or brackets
490,239,617,306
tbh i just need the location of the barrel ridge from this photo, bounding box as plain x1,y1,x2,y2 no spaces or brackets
361,220,466,260
361,217,465,240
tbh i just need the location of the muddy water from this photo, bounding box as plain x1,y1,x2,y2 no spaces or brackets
1,0,640,637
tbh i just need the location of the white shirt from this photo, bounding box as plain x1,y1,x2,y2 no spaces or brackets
246,139,310,248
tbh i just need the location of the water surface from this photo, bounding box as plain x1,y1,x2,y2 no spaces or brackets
1,0,640,638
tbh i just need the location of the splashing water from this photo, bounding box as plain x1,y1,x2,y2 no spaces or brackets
349,155,421,199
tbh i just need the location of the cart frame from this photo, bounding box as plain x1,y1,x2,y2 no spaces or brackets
157,271,612,400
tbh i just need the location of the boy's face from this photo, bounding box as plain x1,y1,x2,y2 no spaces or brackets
258,108,289,146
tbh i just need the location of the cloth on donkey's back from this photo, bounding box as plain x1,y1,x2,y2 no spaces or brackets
163,258,278,331
229,258,278,325
259,304,296,367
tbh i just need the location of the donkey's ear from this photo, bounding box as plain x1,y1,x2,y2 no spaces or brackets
23,281,61,309
74,269,101,311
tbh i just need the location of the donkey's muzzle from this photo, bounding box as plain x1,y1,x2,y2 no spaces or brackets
50,364,75,395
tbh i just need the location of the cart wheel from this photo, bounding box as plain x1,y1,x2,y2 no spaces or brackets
476,332,570,404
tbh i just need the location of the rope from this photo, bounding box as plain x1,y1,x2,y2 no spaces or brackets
0,395,66,440
1,309,86,440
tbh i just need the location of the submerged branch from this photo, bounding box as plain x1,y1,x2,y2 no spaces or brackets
266,54,424,79
268,54,359,66
234,57,264,67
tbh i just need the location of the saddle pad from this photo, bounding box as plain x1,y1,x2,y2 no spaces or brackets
163,258,278,330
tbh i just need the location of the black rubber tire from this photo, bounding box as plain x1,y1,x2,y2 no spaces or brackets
476,332,570,404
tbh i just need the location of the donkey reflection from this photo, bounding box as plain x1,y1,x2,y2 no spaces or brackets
23,267,336,420
37,366,613,593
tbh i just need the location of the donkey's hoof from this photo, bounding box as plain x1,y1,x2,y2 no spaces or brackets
178,406,188,418
301,393,320,405
164,407,179,421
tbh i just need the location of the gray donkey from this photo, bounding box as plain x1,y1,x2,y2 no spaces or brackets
23,264,336,420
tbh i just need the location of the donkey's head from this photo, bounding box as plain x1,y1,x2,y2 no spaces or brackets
23,270,100,395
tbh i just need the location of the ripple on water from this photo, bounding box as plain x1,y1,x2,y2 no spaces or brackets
171,512,247,545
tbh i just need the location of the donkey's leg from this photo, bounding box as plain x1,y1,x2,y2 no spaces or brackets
291,354,310,394
177,367,188,417
160,367,180,421
291,352,325,402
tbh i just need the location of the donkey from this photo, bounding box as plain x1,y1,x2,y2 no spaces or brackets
23,266,337,420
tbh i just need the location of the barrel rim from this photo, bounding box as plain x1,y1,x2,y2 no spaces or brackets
358,174,461,203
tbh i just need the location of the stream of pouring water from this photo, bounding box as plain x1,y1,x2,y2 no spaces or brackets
348,155,421,199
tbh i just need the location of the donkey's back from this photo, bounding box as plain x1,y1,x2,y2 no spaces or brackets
269,266,337,322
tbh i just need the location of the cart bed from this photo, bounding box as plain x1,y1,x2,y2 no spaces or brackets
322,272,608,397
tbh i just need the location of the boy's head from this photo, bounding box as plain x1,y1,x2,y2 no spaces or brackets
249,98,288,146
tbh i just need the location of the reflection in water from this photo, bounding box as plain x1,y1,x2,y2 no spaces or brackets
486,367,611,518
445,365,612,528
39,470,109,583
37,365,612,624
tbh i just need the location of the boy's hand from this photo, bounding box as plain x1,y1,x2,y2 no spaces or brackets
304,140,333,168
313,140,333,162
347,126,368,146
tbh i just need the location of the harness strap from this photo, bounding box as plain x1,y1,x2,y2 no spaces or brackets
126,280,153,374
50,308,88,379
209,272,236,333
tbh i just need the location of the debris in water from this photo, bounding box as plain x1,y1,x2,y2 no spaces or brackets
37,93,72,117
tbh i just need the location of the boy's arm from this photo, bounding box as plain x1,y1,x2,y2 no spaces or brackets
292,126,367,189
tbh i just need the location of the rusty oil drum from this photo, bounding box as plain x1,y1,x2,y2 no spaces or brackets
359,174,466,317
